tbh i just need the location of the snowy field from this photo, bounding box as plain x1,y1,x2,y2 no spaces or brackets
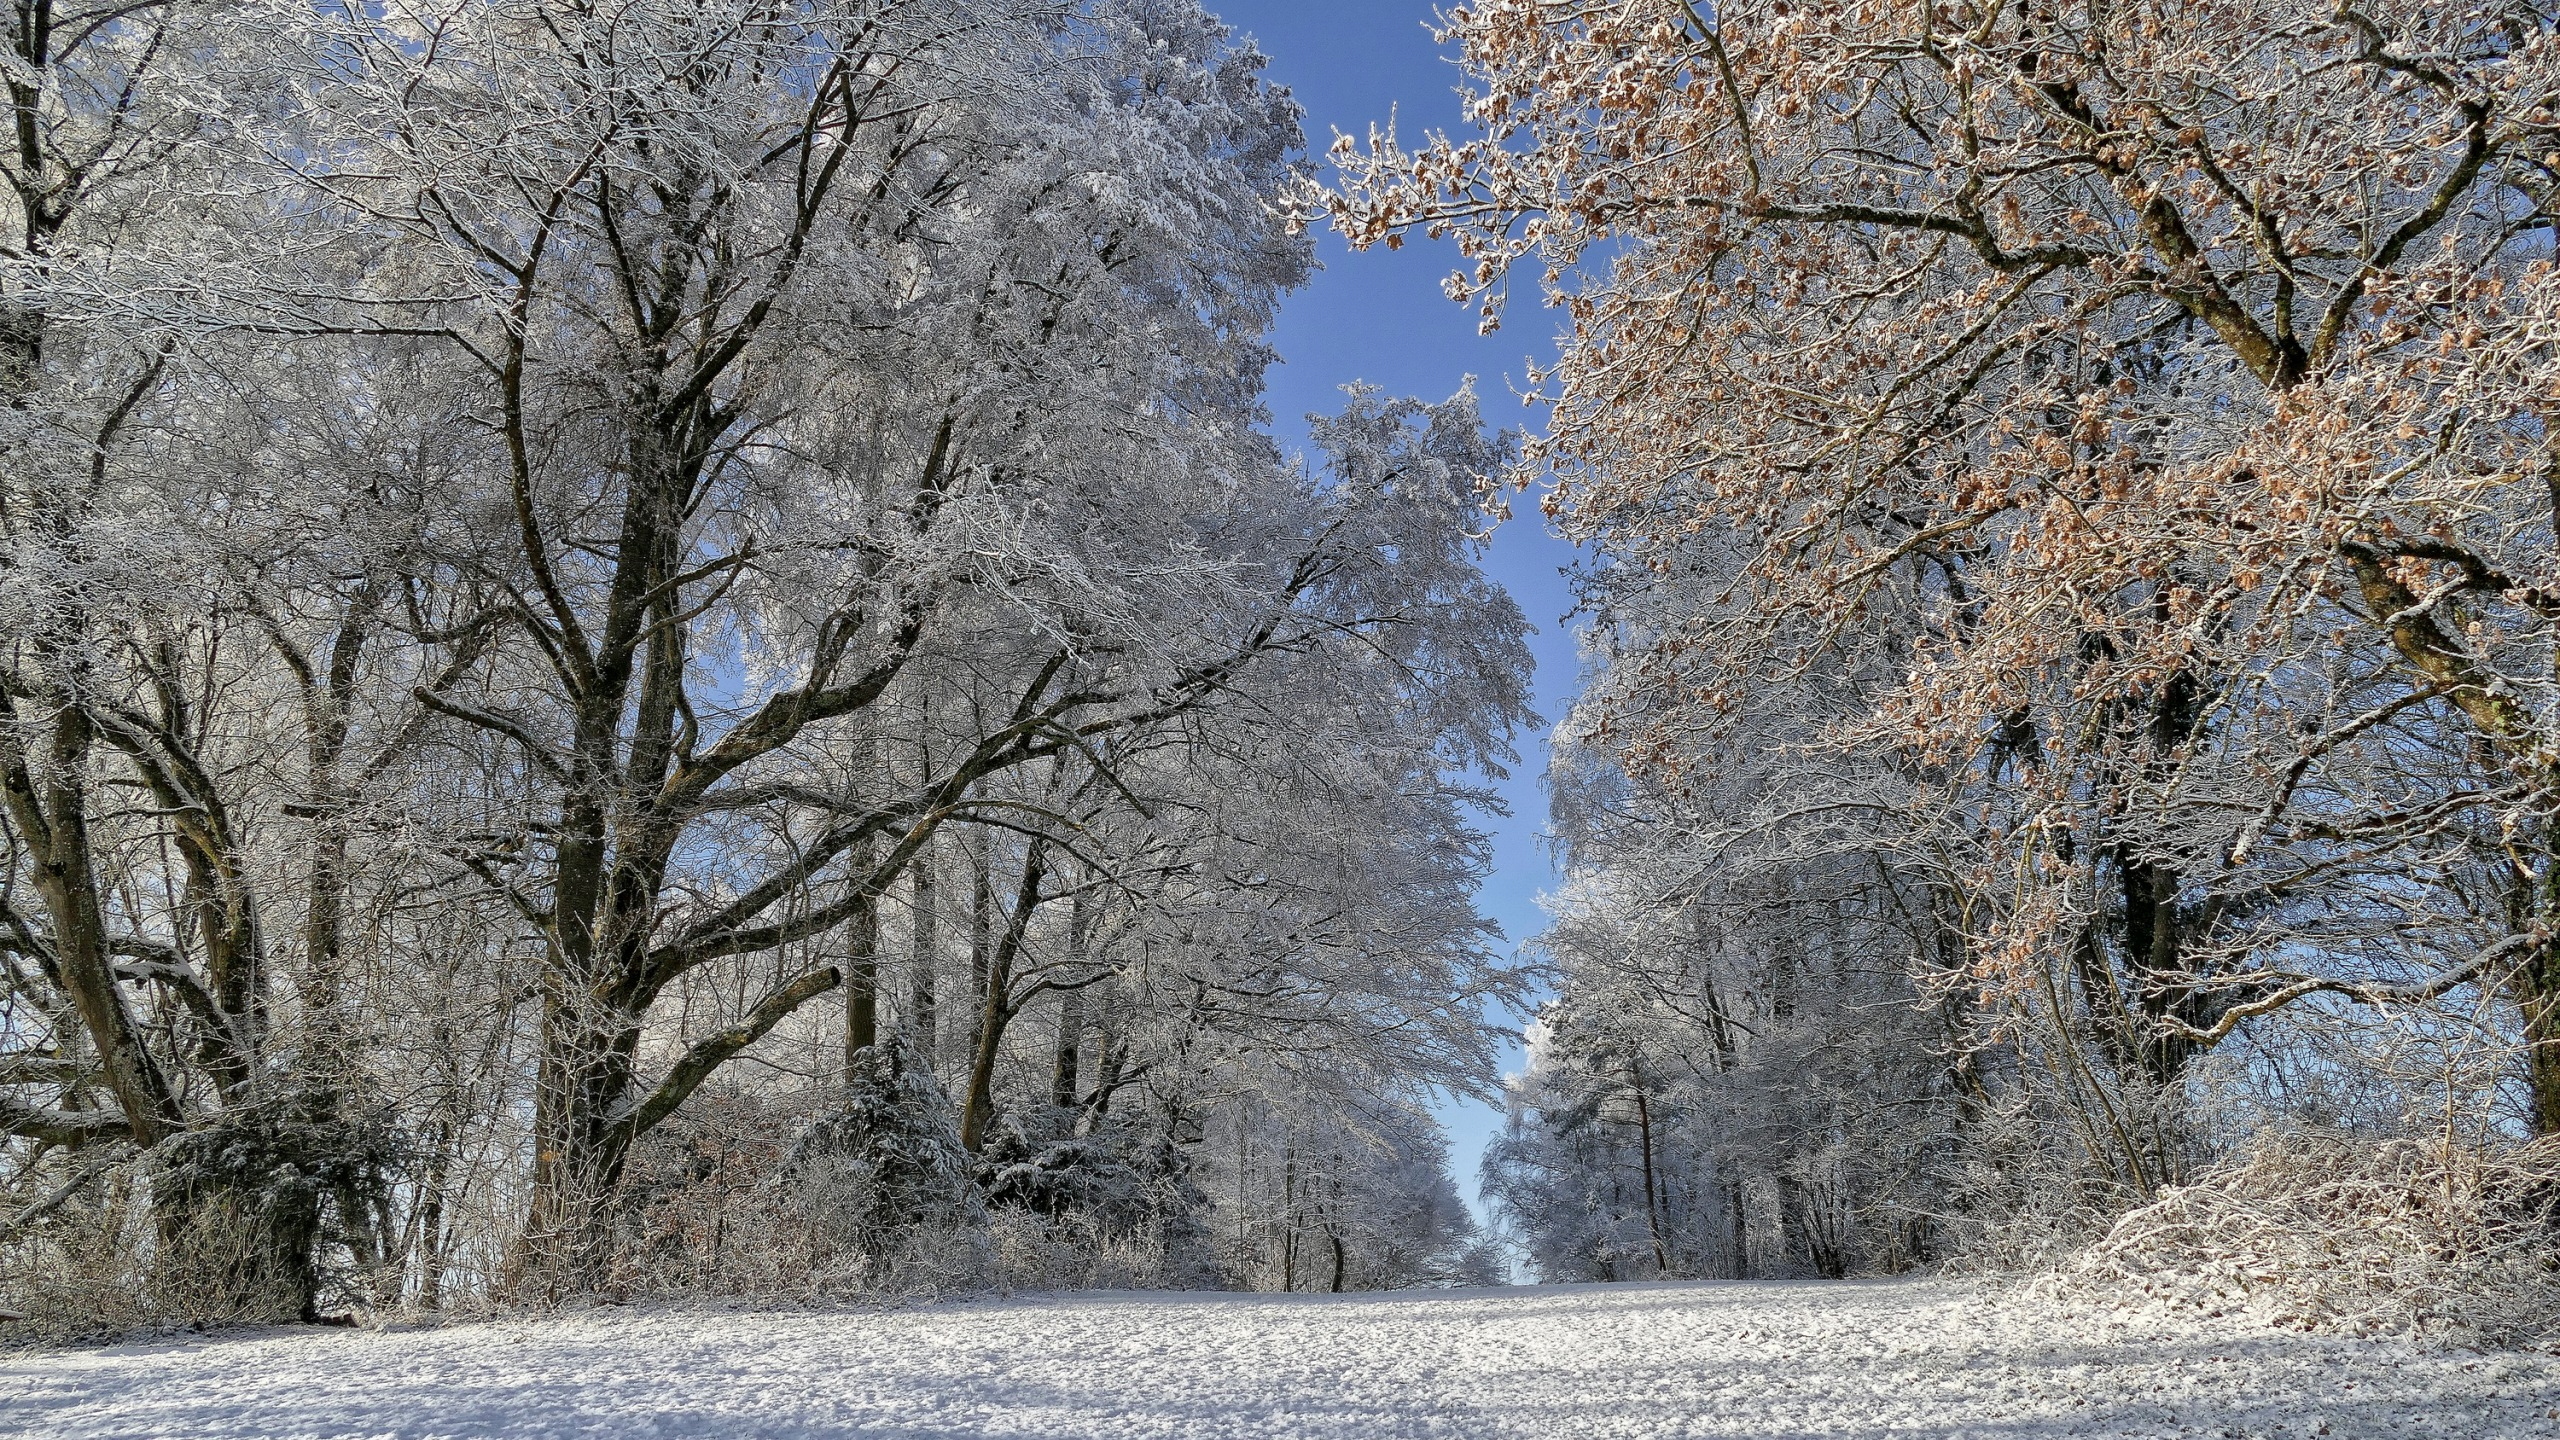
8,1278,2560,1439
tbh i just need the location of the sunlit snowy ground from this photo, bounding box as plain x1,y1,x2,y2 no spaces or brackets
8,1278,2560,1438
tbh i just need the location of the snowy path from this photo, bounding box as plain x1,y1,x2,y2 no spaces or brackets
7,1279,2559,1439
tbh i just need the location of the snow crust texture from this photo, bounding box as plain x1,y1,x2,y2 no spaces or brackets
8,1278,2560,1439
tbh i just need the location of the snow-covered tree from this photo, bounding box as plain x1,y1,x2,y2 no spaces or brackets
1328,0,2560,1276
0,1,1535,1323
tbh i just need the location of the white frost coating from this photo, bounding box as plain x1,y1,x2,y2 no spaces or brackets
8,1279,2558,1438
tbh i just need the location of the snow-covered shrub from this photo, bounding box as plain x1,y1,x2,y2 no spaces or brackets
149,1089,403,1324
2050,1130,2560,1347
1932,1092,2154,1276
1,1156,156,1348
3,1091,399,1345
787,1036,983,1257
977,1120,1146,1230
2,1202,311,1347
610,1090,816,1299
969,1111,1223,1291
609,1043,991,1303
985,1208,1191,1292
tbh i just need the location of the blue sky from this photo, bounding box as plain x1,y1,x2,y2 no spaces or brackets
1207,1,1584,1221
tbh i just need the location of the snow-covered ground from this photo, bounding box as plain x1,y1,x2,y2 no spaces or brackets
7,1278,2559,1439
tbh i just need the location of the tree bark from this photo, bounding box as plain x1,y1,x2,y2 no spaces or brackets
1281,1142,1297,1292
968,830,992,1067
2518,829,2560,1135
910,837,937,1071
518,1000,642,1298
0,702,178,1150
961,838,1048,1151
845,842,882,1082
1080,1005,1125,1130
1050,987,1083,1110
1632,1071,1669,1278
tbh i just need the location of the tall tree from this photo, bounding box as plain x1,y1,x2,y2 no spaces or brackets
1326,0,2560,1129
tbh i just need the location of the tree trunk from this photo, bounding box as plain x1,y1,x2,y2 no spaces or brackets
961,839,1048,1151
518,1000,642,1299
968,830,992,1065
1632,1068,1669,1277
845,847,881,1083
2521,835,2560,1134
303,813,351,1034
1723,1174,1747,1280
1050,987,1082,1111
3,704,180,1149
2522,962,2560,1136
1080,1006,1125,1131
910,838,937,1072
294,592,383,1059
1280,1143,1296,1292
413,1113,454,1311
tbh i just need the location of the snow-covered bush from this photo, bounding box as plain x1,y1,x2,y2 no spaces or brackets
1930,1086,2181,1277
977,1120,1148,1231
2,1091,400,1344
787,1037,983,1258
2051,1131,2560,1347
608,1044,991,1304
967,1109,1225,1291
150,1090,403,1323
1,1155,156,1348
608,1091,815,1300
982,1208,1199,1293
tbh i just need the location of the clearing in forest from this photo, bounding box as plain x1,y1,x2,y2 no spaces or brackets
6,1278,2557,1438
